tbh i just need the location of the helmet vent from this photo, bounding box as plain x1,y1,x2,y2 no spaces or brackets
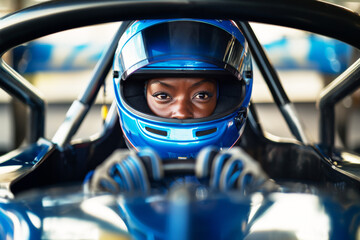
145,127,168,137
196,128,217,137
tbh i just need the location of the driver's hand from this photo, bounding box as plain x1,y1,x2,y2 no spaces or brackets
195,146,268,195
85,148,163,194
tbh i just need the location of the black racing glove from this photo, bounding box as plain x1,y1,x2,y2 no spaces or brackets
85,148,163,194
195,146,268,195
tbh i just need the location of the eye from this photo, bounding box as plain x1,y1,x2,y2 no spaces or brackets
193,91,213,100
153,92,171,101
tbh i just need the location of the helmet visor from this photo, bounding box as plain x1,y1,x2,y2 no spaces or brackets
116,20,245,79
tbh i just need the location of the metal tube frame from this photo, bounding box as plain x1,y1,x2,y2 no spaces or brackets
52,21,131,148
238,21,308,144
0,59,45,144
318,58,360,156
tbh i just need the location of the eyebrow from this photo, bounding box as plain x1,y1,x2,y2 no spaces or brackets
149,80,176,89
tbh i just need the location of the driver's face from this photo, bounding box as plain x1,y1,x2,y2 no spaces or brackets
146,77,217,119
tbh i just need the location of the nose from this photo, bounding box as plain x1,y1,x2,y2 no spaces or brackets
171,98,193,119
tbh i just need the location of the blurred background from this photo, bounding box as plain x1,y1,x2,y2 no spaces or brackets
0,0,360,154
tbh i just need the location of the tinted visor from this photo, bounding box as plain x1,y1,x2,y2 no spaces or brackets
118,21,245,79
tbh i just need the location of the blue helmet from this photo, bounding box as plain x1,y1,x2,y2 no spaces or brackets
113,19,253,160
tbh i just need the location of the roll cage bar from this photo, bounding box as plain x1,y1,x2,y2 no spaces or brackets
318,58,360,156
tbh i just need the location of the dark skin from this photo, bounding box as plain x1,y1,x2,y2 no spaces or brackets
146,77,217,119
